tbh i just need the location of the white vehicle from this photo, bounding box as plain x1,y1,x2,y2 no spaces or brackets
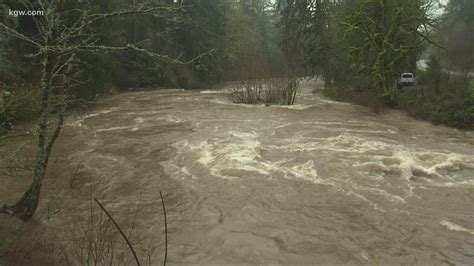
398,73,415,87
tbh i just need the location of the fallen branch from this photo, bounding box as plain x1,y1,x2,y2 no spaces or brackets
93,198,140,266
159,191,168,266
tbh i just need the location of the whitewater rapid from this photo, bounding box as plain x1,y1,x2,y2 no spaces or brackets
1,80,473,264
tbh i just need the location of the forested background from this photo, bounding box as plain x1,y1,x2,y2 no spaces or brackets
1,0,473,131
1,0,287,95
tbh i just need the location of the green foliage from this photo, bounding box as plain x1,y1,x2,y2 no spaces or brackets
341,0,433,95
449,105,474,127
223,0,285,80
426,55,442,92
0,38,8,78
467,80,474,98
396,76,474,129
382,89,398,108
177,0,231,85
78,54,115,99
440,0,474,71
276,0,334,76
3,0,286,92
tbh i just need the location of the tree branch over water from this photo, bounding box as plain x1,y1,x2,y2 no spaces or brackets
94,198,141,266
1,0,212,220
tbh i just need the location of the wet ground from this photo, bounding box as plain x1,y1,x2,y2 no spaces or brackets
1,80,473,264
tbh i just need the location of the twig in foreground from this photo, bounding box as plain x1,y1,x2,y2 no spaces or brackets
93,198,140,266
159,191,168,266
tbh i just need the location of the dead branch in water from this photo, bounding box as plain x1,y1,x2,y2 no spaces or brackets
160,191,168,266
93,198,141,266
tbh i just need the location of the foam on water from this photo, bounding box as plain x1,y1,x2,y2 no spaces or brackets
167,126,472,204
396,150,470,180
352,147,473,190
210,98,266,108
94,116,147,132
440,220,474,235
200,90,226,94
158,115,185,123
169,130,321,183
313,96,351,105
346,191,386,212
165,120,474,207
96,126,131,132
67,108,120,128
352,161,389,172
437,180,474,187
266,134,394,154
348,181,407,203
270,104,313,110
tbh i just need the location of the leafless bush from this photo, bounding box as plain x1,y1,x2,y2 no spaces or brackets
2,179,168,265
229,77,299,105
265,77,299,105
3,198,151,265
229,79,264,104
263,79,287,105
284,77,299,105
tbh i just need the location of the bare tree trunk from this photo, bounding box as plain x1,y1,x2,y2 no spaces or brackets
1,1,206,221
6,52,53,220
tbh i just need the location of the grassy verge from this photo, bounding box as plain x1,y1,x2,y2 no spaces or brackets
322,77,474,130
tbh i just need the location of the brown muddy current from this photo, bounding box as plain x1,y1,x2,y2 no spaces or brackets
1,80,474,264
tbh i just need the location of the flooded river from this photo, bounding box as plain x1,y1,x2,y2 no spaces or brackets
1,80,474,264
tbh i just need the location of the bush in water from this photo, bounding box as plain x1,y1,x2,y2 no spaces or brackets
230,78,299,105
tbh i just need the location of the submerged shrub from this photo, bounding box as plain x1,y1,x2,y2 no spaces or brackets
229,78,299,105
230,79,263,104
382,89,398,107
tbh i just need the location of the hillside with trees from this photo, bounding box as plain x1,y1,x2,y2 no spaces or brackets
276,0,473,127
0,0,473,265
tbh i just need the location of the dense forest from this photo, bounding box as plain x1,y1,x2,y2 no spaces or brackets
1,0,473,133
0,0,473,264
1,0,473,130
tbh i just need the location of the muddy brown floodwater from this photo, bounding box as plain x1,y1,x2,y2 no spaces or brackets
1,80,474,264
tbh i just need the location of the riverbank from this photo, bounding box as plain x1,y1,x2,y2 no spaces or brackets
321,80,474,130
